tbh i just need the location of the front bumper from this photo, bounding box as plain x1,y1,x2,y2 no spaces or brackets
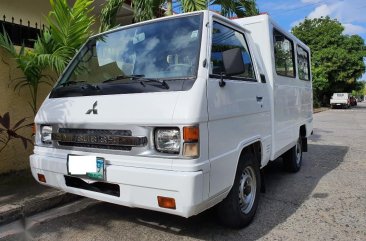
30,153,208,217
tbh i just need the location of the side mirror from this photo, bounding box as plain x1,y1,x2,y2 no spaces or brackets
222,47,245,76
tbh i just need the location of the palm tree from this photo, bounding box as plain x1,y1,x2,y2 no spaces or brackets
131,0,259,23
0,28,52,116
132,0,165,22
99,0,124,32
35,0,95,75
212,0,259,17
132,0,207,22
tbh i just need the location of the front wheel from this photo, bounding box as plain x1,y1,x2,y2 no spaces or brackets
283,137,303,172
217,152,261,229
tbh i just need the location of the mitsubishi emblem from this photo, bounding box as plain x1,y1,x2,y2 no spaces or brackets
86,101,98,114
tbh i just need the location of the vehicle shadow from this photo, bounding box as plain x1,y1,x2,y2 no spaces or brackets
309,128,333,143
21,143,348,241
353,103,366,109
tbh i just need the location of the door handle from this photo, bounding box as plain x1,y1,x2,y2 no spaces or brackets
256,96,263,102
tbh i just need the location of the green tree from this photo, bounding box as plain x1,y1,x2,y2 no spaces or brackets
292,17,366,105
132,0,259,22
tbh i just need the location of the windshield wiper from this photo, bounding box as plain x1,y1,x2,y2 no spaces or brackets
103,74,147,88
103,75,169,89
102,75,145,83
80,83,100,91
58,80,86,87
142,78,169,89
58,80,100,91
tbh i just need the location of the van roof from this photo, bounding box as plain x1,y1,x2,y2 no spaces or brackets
232,14,309,51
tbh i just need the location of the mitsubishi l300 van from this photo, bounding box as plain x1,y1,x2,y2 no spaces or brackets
31,10,313,228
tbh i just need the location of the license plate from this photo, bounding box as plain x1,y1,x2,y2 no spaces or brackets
67,155,105,180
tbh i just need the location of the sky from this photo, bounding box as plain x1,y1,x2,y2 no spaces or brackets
255,0,366,80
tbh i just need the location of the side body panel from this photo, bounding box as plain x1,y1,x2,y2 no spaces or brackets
234,15,313,160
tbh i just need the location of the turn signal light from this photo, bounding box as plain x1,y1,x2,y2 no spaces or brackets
157,196,176,209
32,124,36,136
37,173,46,183
183,126,199,142
183,126,199,157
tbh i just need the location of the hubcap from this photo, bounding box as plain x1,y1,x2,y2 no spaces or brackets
238,166,257,214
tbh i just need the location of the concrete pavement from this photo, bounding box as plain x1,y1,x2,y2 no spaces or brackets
0,170,80,225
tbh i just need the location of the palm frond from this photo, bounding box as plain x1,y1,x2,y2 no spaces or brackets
47,0,95,50
181,0,207,13
99,0,124,33
239,0,259,16
34,46,75,74
35,0,95,75
0,26,17,57
211,0,259,18
132,0,164,22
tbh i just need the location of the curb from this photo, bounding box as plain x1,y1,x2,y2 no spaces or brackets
0,190,81,225
313,107,329,113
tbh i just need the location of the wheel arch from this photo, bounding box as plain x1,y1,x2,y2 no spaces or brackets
238,140,262,171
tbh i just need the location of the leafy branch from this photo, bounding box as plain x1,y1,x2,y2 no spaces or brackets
0,112,33,153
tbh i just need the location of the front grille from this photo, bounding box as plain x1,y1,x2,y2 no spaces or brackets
53,128,147,151
58,142,132,151
59,128,132,136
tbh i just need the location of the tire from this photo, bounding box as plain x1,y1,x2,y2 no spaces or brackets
283,137,303,172
217,152,261,229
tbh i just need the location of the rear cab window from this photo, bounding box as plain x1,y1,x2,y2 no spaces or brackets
297,45,310,81
273,29,295,78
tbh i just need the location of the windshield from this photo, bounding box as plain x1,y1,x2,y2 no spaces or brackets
50,14,203,98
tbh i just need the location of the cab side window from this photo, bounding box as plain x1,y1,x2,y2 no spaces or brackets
297,45,310,81
210,22,256,80
273,29,295,78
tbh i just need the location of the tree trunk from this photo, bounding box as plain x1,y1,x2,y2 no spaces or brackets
166,0,173,16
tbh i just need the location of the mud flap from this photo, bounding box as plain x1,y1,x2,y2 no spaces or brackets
302,137,308,152
260,169,266,193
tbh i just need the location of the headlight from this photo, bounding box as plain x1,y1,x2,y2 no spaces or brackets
154,128,180,154
41,125,53,144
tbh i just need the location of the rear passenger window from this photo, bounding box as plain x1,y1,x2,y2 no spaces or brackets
297,45,310,81
210,22,256,80
273,29,295,78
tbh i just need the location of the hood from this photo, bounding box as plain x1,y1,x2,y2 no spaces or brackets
35,91,181,127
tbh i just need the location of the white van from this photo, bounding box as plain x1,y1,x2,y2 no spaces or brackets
30,11,313,228
330,93,350,109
